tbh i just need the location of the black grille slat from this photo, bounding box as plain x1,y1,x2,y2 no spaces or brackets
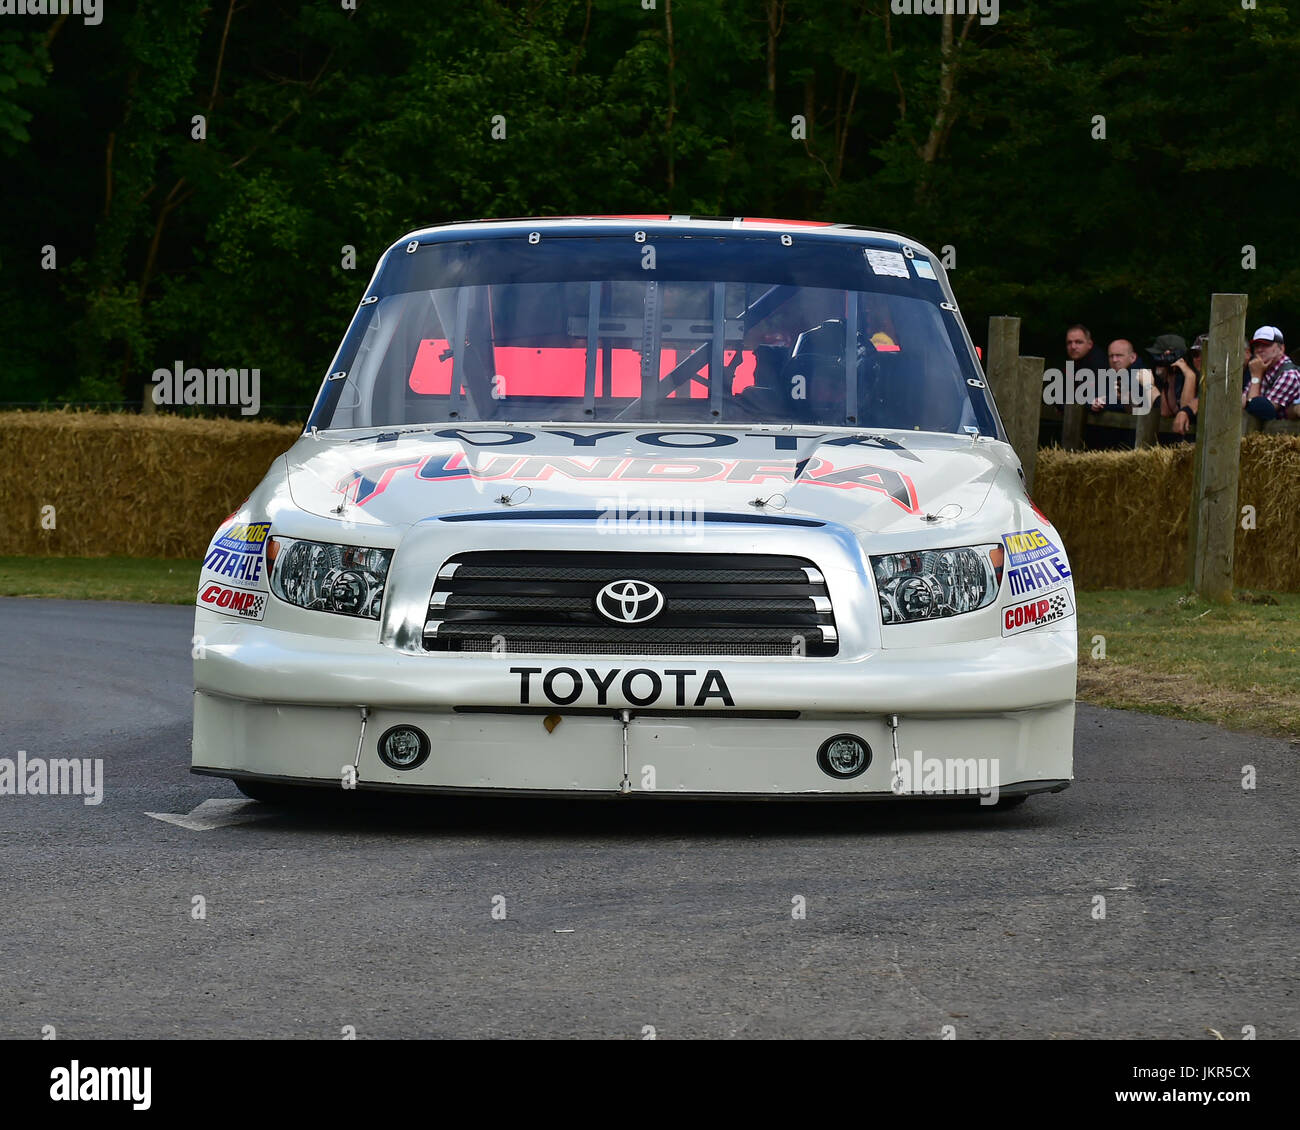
654,597,822,614
447,565,811,585
439,580,823,599
448,551,811,569
456,640,799,656
442,594,596,612
433,623,831,644
440,594,823,615
425,550,838,657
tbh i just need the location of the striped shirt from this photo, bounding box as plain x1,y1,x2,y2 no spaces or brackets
1259,354,1300,414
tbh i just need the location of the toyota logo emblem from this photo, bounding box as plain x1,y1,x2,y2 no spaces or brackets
595,579,665,624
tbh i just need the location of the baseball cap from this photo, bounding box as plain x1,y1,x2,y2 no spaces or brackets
1147,333,1186,355
1190,333,1208,353
1251,325,1284,344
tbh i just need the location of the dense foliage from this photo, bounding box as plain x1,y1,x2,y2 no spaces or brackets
2,0,1296,410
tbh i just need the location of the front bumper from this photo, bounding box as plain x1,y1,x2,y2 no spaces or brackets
192,614,1076,797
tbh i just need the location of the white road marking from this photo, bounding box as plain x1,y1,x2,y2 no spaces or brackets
145,798,269,831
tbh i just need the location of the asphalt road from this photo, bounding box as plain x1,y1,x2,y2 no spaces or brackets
0,597,1295,1039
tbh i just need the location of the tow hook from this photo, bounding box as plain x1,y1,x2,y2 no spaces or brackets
887,713,901,792
351,706,369,784
619,709,632,794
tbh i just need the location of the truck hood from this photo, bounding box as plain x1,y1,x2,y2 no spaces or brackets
284,425,1007,537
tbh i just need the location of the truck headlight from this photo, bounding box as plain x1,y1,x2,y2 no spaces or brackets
269,537,393,619
871,545,1003,624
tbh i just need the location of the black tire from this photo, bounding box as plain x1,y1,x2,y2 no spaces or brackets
234,779,319,805
957,793,1028,811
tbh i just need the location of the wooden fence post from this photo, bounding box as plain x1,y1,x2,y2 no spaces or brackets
1188,293,1248,601
1134,368,1161,448
1014,356,1044,490
986,316,1021,444
1062,402,1085,450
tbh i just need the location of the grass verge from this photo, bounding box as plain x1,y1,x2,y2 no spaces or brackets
1076,588,1300,742
0,556,200,604
0,560,1295,740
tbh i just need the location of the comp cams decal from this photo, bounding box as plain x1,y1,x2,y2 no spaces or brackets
201,521,271,587
512,666,734,708
1001,589,1073,636
198,582,266,621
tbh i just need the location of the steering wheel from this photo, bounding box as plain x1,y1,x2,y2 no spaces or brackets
732,384,795,420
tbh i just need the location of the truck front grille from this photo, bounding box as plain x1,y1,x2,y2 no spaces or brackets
422,551,838,657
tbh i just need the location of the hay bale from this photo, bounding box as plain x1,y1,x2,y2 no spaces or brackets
2,413,1298,590
1234,434,1300,591
0,411,300,558
1035,436,1300,591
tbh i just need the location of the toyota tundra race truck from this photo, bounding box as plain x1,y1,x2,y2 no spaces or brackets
191,216,1076,806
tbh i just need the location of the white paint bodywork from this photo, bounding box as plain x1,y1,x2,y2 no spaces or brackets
191,221,1076,800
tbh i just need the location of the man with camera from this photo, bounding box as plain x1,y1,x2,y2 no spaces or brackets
1242,326,1300,422
1093,339,1152,413
1147,333,1200,437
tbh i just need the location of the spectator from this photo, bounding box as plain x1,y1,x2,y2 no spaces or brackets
1242,326,1300,422
1236,337,1256,396
1093,339,1151,413
1064,323,1107,409
1170,333,1205,437
1154,335,1190,423
1147,333,1198,433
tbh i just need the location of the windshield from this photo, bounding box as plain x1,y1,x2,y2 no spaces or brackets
311,233,995,435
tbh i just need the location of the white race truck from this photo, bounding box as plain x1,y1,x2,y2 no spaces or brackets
192,216,1076,806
